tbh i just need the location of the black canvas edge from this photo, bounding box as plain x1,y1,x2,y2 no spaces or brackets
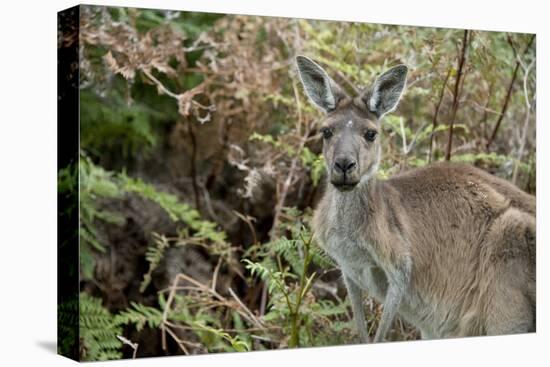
57,4,80,361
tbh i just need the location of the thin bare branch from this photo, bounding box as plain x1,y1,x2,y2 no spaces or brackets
429,68,451,162
512,57,535,184
445,30,470,161
228,287,265,329
486,34,535,150
116,335,139,359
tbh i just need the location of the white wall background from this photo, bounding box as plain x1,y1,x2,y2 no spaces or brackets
0,0,547,365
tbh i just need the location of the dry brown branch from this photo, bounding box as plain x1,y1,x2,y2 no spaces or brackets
186,121,201,210
428,68,451,162
211,257,223,292
232,210,258,246
165,322,281,333
228,287,264,329
445,30,470,161
160,271,267,352
161,324,190,355
141,68,179,99
116,335,139,359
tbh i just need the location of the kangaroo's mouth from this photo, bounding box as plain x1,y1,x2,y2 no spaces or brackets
331,180,359,192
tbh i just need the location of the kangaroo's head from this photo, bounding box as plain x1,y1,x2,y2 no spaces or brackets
296,56,408,192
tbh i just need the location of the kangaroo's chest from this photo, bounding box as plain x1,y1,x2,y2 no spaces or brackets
323,230,388,301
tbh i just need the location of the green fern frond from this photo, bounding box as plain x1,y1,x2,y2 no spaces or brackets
114,302,163,331
79,293,122,361
120,173,227,244
268,237,303,274
79,155,125,281
310,244,334,269
139,233,170,292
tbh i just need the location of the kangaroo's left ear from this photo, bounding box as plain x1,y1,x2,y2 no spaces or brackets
363,65,408,119
296,55,347,112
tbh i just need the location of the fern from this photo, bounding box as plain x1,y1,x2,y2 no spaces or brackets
79,154,124,280
58,297,79,357
118,174,233,292
120,173,227,244
113,293,251,353
310,244,334,269
114,302,164,331
139,233,171,292
192,322,250,352
241,207,350,348
310,299,350,317
243,259,292,296
79,293,122,361
81,164,232,291
268,237,303,275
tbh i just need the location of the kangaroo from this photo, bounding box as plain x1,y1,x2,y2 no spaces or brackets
296,55,536,343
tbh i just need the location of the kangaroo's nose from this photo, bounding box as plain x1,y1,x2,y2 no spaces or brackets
334,156,357,174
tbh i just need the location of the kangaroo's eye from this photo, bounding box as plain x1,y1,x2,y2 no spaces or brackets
365,129,378,142
320,128,333,140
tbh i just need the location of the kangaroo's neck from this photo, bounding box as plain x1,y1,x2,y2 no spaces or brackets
325,175,380,231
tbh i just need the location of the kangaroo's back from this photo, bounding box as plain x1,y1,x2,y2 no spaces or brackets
379,162,535,336
387,162,534,215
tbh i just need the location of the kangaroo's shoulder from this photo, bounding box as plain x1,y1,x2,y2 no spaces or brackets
386,162,504,189
387,162,481,181
380,162,477,197
383,162,535,215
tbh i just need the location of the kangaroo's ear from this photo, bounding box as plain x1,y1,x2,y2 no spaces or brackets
296,56,347,112
365,65,408,119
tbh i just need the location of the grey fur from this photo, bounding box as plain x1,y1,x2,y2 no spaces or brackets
296,55,346,112
367,64,408,118
296,57,536,343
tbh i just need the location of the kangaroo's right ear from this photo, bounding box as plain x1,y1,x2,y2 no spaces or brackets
365,64,408,119
296,56,347,112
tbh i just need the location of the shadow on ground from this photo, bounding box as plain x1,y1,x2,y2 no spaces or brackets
36,340,57,354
